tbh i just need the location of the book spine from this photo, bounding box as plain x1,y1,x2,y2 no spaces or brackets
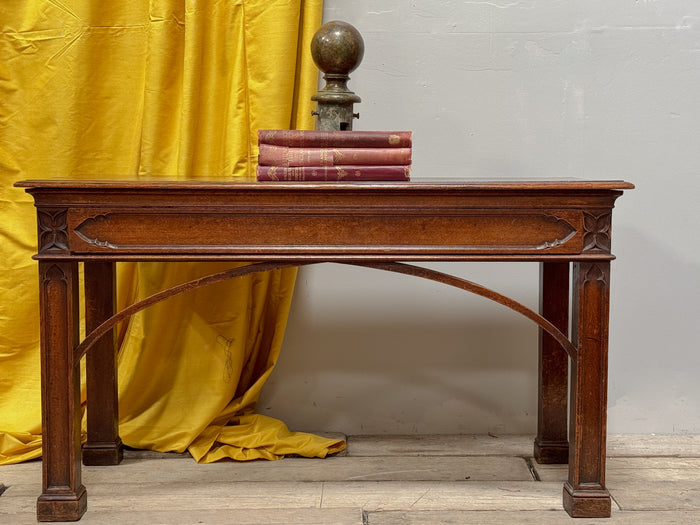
258,129,412,148
256,165,411,182
258,144,412,167
258,144,334,166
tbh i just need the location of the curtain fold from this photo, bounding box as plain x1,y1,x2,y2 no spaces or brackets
0,0,344,465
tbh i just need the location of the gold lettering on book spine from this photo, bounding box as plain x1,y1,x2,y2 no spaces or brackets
321,149,332,166
388,134,400,145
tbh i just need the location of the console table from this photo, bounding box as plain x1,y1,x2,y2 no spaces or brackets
16,178,633,521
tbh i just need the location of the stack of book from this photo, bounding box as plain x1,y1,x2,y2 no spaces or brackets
256,129,412,181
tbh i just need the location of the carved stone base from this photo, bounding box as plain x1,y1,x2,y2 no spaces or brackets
37,486,87,522
563,483,611,518
534,438,569,464
82,438,124,466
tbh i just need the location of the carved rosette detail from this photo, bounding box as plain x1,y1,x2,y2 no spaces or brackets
38,209,69,253
583,212,611,252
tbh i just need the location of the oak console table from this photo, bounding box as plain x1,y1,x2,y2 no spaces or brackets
17,178,633,521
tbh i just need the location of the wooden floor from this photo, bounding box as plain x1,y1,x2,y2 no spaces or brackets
2,434,699,524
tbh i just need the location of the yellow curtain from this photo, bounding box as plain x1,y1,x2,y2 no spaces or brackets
0,0,345,464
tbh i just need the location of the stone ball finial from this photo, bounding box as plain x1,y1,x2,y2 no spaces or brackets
311,20,365,75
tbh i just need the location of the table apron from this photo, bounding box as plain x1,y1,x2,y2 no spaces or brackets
62,208,590,256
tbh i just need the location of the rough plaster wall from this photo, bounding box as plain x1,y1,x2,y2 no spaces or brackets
258,1,700,435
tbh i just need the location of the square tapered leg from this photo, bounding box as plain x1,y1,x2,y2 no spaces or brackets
534,262,570,464
37,261,87,522
82,261,123,466
564,260,612,518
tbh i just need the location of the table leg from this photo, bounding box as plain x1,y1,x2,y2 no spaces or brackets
534,262,570,464
82,261,123,466
37,261,87,522
563,260,611,517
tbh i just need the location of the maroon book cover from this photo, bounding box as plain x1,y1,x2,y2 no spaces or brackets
258,144,412,167
256,165,411,182
258,129,412,149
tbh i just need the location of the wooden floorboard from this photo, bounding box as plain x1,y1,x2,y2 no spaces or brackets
2,508,365,525
535,457,700,482
368,510,700,524
348,434,700,458
319,480,567,511
346,434,533,457
606,434,700,457
2,435,699,523
610,481,700,511
1,455,533,486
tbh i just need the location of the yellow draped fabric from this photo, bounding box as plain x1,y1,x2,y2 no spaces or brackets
0,0,345,464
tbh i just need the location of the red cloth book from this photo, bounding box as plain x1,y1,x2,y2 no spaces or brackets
256,165,411,182
258,144,412,167
258,129,412,148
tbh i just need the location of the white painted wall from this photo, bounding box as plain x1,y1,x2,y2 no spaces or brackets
259,1,700,435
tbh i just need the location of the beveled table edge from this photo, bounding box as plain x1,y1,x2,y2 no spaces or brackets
15,178,635,191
